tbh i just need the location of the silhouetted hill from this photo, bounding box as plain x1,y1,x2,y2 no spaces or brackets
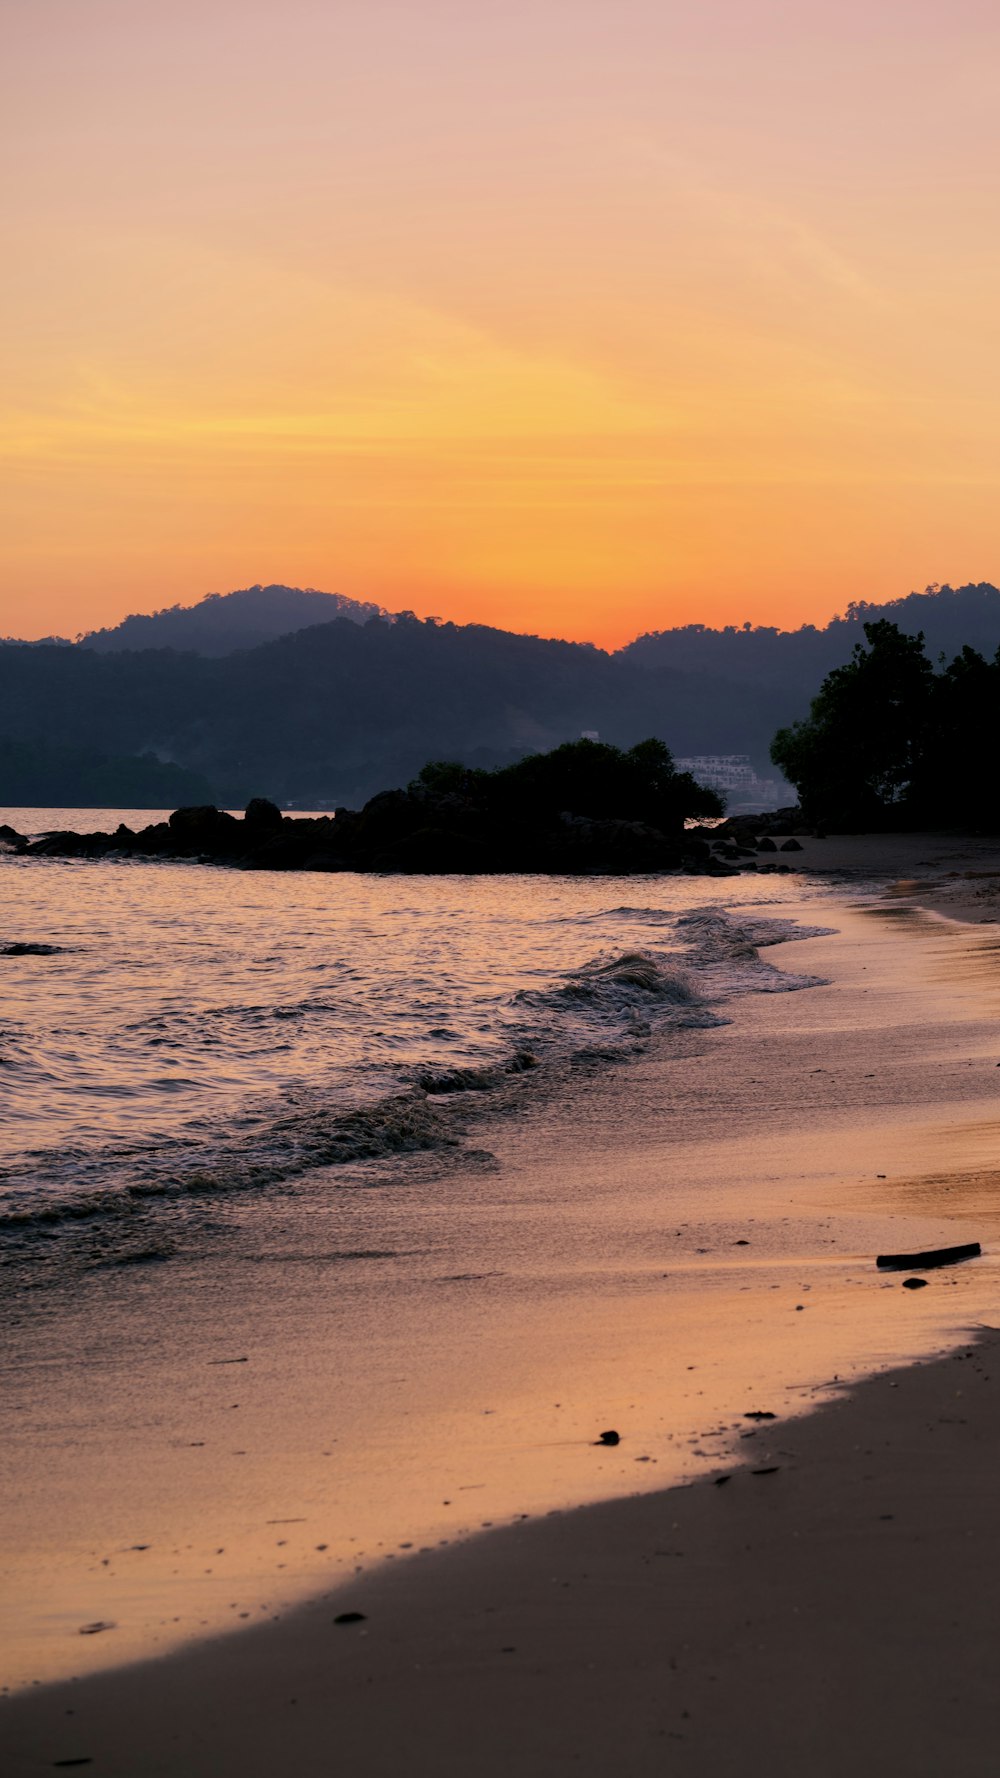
2,582,997,807
621,583,1000,707
0,617,780,807
0,735,215,808
79,584,387,655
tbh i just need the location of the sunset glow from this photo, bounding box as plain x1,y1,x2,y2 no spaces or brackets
4,0,1000,644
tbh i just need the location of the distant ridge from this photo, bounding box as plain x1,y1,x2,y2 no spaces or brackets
66,579,1000,671
619,582,1000,707
78,584,388,656
3,580,999,807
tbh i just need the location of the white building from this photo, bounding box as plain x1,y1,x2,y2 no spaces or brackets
674,753,790,811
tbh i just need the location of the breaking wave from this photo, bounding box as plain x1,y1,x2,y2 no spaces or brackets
0,1088,455,1238
674,908,834,995
0,882,836,1280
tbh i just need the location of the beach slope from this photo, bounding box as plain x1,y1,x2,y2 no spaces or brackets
5,1328,1000,1778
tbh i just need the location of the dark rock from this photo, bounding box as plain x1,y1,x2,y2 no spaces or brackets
877,1242,981,1271
1,941,66,956
548,815,682,874
168,806,242,857
743,1410,776,1420
780,838,803,852
244,797,284,830
371,827,491,875
132,821,173,852
299,851,350,873
681,836,711,861
333,1611,367,1624
10,749,719,877
902,1278,928,1290
28,829,84,857
756,837,777,852
596,1429,620,1446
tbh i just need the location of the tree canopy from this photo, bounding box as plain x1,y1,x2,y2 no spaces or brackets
771,621,1000,829
412,736,722,831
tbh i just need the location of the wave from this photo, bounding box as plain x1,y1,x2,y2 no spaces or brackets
674,908,834,995
510,948,726,1061
416,1052,539,1094
0,1089,454,1234
0,905,835,1277
575,905,678,926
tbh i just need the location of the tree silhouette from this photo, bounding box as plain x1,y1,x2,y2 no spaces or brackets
771,620,1000,829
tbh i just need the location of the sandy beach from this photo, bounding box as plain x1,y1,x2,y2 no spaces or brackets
6,1328,1000,1777
763,827,1000,925
5,851,1000,1773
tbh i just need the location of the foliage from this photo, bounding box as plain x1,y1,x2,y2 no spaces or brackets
413,737,722,830
0,734,216,809
771,621,1000,828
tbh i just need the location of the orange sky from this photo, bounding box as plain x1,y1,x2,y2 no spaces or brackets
3,0,1000,648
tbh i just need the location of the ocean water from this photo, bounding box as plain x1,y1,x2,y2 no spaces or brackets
0,809,832,1281
10,811,1000,1690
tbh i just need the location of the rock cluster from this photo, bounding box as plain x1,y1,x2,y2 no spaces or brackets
686,806,812,875
4,797,809,877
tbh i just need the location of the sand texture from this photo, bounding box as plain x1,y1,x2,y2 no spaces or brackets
770,829,1000,926
5,1327,1000,1776
5,874,1000,1774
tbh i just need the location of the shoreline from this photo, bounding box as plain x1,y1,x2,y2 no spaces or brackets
8,812,1000,929
5,864,996,1763
5,1325,1000,1775
753,830,1000,926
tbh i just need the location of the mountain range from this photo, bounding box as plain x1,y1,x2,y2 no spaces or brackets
2,581,999,807
77,584,386,655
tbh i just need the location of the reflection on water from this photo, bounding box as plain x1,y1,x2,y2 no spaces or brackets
0,829,833,1272
6,826,1000,1691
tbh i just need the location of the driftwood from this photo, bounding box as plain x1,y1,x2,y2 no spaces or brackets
876,1241,981,1271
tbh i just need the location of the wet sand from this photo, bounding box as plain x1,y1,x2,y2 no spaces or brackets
5,1328,1000,1776
5,877,1000,1770
772,828,1000,925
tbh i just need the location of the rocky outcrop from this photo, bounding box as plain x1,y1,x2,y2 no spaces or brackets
7,791,755,876
682,805,812,874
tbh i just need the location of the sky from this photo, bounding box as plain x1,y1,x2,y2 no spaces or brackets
3,0,1000,648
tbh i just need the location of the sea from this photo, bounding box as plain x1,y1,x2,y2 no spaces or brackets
0,806,832,1284
6,806,998,1690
